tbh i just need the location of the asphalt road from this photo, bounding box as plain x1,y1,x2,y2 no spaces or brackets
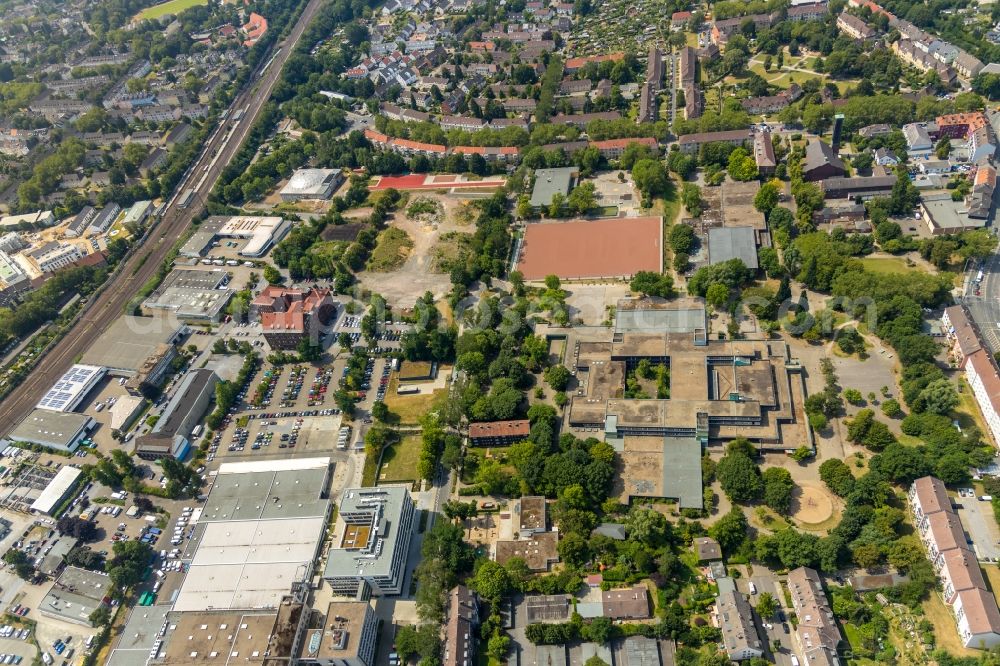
0,0,327,435
964,248,1000,353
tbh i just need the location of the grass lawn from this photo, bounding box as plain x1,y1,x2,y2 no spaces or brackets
983,563,1000,595
954,378,989,436
378,434,422,484
366,228,413,271
860,257,918,275
361,451,379,487
658,177,682,269
383,373,450,425
922,594,978,657
135,0,208,21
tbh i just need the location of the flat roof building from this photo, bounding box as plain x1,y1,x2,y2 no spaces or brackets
173,458,332,613
29,465,82,515
517,496,547,536
36,364,106,412
920,194,988,235
617,637,663,666
39,567,112,627
7,409,95,453
105,606,172,666
135,368,218,461
324,486,415,596
143,268,234,322
529,167,579,209
80,315,183,375
154,609,294,665
280,168,344,201
300,601,379,666
180,216,292,258
708,226,758,270
495,531,559,571
694,536,722,562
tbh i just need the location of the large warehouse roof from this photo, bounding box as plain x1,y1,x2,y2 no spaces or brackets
172,457,331,613
80,316,182,373
36,364,105,412
708,227,759,270
7,409,93,451
173,516,326,612
29,465,82,514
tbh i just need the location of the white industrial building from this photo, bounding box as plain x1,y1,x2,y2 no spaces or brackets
171,457,332,613
179,215,292,258
36,364,106,412
29,466,83,515
279,169,344,201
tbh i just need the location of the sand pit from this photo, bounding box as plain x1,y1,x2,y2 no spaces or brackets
790,482,835,526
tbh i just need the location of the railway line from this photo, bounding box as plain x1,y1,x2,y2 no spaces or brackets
0,0,327,433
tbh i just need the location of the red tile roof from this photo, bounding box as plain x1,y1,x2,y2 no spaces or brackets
468,420,530,439
565,52,624,70
591,137,658,150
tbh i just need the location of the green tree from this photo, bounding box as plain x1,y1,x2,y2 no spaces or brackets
682,183,703,216
706,283,729,308
668,224,696,254
727,147,758,181
89,606,112,627
762,467,795,515
632,159,670,200
881,398,902,418
544,364,572,391
263,264,283,284
717,451,763,503
918,379,959,415
754,180,780,214
756,592,777,619
471,560,512,600
844,388,863,404
710,507,749,554
630,271,674,298
568,182,597,214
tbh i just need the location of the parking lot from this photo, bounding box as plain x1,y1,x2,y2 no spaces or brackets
956,488,1000,561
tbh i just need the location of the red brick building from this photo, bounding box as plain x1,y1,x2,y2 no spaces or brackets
253,286,336,349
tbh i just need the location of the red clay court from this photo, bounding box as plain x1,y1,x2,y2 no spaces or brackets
516,216,663,280
369,174,506,190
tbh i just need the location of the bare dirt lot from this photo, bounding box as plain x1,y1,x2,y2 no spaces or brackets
355,194,474,307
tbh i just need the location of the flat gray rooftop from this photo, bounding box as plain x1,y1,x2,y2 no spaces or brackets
8,409,91,449
708,226,758,269
80,316,181,371
530,167,578,208
200,467,331,522
663,436,703,509
107,606,172,666
615,305,707,335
